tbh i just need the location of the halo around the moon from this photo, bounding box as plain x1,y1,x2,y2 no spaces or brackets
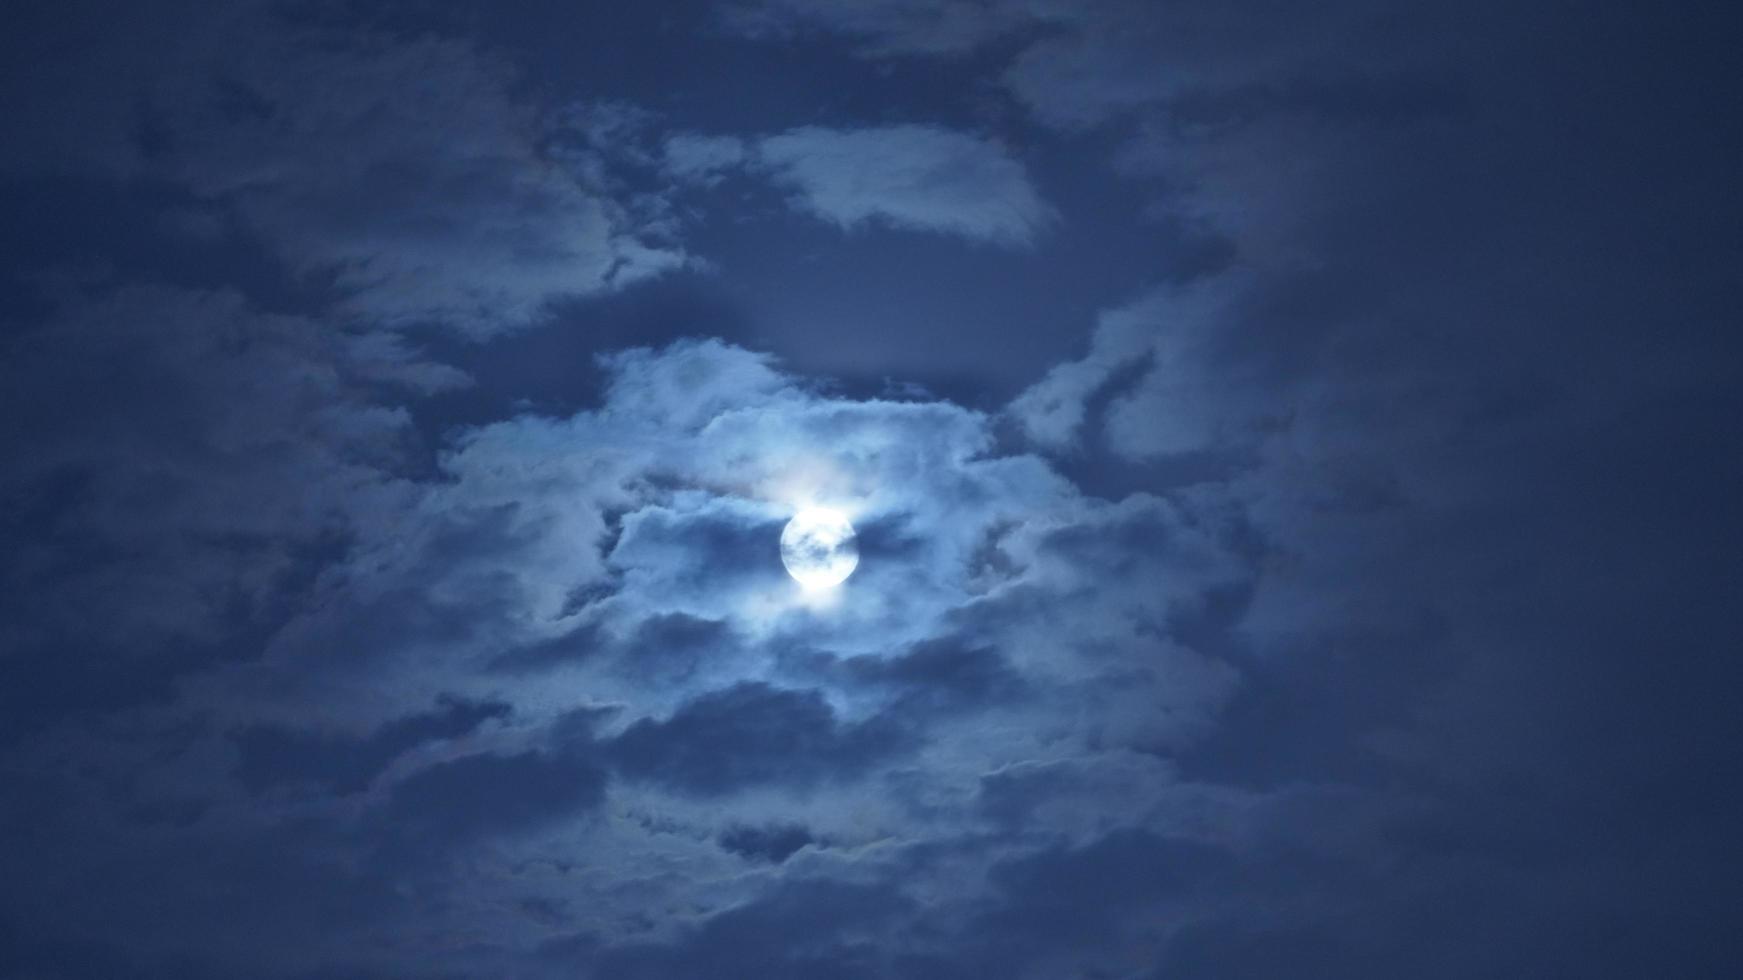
780,508,859,589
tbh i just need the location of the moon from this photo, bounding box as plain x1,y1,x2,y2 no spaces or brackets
780,508,859,589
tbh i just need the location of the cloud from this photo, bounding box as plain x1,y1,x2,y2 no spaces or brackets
974,828,1228,959
6,2,1739,977
717,821,816,863
662,133,749,185
0,285,449,741
414,336,1250,761
609,613,740,684
2,5,688,337
659,122,1057,247
379,744,609,846
839,639,1027,709
38,330,1249,973
577,826,1236,980
151,32,685,336
0,0,267,177
997,3,1400,130
753,125,1055,247
584,877,911,980
231,695,511,796
0,211,1246,978
608,681,911,795
972,756,1256,876
1008,277,1278,459
727,0,1417,129
718,0,1061,57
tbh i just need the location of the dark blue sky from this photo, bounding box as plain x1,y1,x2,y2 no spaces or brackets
2,1,1740,977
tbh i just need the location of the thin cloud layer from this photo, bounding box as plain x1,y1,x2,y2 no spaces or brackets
2,5,687,337
720,0,1055,56
0,285,450,744
752,125,1055,247
156,33,685,335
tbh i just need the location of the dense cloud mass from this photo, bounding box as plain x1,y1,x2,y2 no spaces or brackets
1,0,1739,977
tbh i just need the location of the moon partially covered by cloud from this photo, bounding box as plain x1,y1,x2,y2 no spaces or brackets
780,507,859,588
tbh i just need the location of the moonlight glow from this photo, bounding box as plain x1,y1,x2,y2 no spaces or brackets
780,508,860,589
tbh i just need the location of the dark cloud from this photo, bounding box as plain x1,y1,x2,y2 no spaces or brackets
973,828,1229,959
718,0,1047,57
774,637,1031,726
610,613,738,683
0,919,231,980
380,745,608,846
232,695,511,796
488,619,608,674
0,284,443,744
5,4,685,335
584,877,911,980
717,821,816,864
608,682,912,795
842,639,1025,705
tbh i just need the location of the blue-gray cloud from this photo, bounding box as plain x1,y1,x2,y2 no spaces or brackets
752,125,1055,247
659,123,1057,247
717,821,816,863
0,325,1256,975
153,33,686,336
379,745,608,846
608,681,911,795
3,0,1738,977
2,5,686,337
232,695,512,796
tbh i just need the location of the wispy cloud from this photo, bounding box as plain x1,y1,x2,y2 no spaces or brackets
754,125,1056,247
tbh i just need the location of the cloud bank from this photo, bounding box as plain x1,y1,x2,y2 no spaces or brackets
1,322,1255,976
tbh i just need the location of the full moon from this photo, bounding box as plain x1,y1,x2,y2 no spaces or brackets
780,508,859,589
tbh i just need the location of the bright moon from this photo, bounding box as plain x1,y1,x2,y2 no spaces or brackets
780,508,859,589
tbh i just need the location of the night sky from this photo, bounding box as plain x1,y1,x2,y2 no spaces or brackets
2,1,1740,977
